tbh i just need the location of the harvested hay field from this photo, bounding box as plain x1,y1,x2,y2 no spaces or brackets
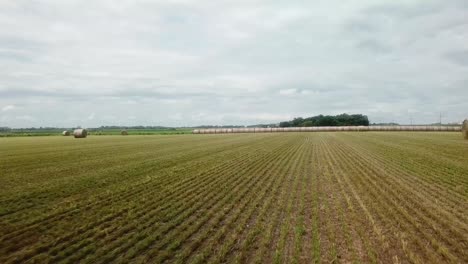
0,133,467,263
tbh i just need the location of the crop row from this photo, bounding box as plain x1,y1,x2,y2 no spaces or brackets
0,132,466,263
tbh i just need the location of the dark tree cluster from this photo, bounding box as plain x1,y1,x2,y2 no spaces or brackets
279,114,369,127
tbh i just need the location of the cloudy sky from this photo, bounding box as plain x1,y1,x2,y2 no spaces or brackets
1,0,467,128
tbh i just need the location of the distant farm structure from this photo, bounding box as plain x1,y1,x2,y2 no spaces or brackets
73,129,88,138
193,125,462,134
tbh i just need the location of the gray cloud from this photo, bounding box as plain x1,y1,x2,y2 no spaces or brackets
1,0,468,128
355,39,392,54
445,50,468,66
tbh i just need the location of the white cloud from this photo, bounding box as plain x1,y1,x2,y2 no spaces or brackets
15,115,33,121
279,89,298,96
0,0,468,127
1,105,15,112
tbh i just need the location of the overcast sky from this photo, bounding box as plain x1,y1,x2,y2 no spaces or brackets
1,0,467,128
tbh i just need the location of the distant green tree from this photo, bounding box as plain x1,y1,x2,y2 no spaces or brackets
301,121,315,127
279,114,369,127
279,121,291,127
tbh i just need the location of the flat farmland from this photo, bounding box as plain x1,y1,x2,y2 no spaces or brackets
0,133,467,263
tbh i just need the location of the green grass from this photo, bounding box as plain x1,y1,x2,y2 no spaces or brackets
0,128,192,137
0,132,467,263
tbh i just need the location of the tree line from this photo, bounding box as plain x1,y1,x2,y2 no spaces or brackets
279,114,369,127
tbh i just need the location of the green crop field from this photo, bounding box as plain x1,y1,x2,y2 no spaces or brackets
0,128,192,137
0,133,467,263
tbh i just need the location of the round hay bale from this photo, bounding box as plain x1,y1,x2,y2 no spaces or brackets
121,130,128,135
62,130,70,136
73,128,88,138
462,119,468,139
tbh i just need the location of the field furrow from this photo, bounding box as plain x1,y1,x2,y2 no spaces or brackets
1,132,466,263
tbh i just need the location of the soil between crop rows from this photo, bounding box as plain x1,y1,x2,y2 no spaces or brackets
0,133,467,263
